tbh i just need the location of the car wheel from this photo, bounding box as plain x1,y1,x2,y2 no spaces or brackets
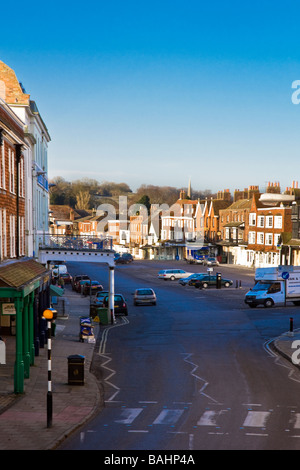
249,304,257,308
264,299,274,308
202,282,208,289
153,302,156,305
170,276,175,281
224,282,230,288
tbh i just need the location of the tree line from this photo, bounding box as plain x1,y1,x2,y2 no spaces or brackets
49,177,216,211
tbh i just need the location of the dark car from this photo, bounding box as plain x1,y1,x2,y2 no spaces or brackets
115,253,133,264
179,273,207,286
103,294,128,315
82,280,103,296
194,275,233,289
72,274,90,291
59,272,72,284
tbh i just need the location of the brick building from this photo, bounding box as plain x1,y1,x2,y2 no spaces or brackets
0,98,26,259
245,191,292,267
0,60,51,258
218,185,260,264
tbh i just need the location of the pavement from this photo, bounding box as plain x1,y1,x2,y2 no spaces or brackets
0,285,105,451
1,284,300,450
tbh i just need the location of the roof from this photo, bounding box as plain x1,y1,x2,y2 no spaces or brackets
225,199,252,210
0,259,48,289
49,205,90,221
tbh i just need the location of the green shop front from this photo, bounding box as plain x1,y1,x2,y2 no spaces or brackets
0,259,50,393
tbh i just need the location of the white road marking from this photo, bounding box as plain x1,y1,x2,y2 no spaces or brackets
292,413,300,428
197,410,219,426
115,408,144,424
153,409,184,425
243,411,270,428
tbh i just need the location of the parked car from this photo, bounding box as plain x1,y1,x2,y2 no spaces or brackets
93,291,109,306
72,274,90,291
103,294,128,315
114,252,121,261
203,257,219,266
194,275,233,289
59,272,72,284
133,288,156,305
158,269,193,281
115,253,134,264
82,280,103,296
179,273,207,286
76,279,90,293
186,257,205,264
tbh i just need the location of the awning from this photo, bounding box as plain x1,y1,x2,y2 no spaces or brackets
0,258,49,297
50,285,64,296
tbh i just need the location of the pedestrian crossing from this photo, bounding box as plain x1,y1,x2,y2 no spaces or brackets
106,403,300,436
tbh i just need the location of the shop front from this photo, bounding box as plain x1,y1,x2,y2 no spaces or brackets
0,259,50,393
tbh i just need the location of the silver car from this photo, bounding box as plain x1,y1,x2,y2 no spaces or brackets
158,269,193,281
133,288,156,306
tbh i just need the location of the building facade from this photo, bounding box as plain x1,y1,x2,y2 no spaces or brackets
0,61,51,259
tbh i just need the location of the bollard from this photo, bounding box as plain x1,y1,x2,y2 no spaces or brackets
239,280,242,288
236,280,238,288
290,317,294,333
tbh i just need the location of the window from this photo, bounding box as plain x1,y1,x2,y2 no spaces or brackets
274,233,281,246
257,215,264,228
10,214,16,257
274,216,282,229
8,148,15,193
265,233,273,246
248,231,256,244
0,143,5,189
19,216,25,256
257,232,264,244
18,157,24,197
249,213,256,226
2,209,6,258
266,216,273,228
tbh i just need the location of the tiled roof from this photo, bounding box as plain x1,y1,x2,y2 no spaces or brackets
0,259,48,289
225,199,252,210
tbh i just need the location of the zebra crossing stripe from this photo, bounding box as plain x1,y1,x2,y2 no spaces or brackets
242,411,270,428
115,408,144,424
197,410,219,426
153,409,184,425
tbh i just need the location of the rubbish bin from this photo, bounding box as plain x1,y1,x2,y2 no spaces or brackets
97,308,109,325
216,272,222,289
68,354,85,385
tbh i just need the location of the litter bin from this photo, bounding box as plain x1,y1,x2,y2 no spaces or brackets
68,354,85,385
216,272,222,289
97,308,109,325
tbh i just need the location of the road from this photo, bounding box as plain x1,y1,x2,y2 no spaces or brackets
58,260,300,451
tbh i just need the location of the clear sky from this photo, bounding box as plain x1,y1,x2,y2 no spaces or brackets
1,0,300,194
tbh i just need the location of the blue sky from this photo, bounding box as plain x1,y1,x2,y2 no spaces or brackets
1,0,300,194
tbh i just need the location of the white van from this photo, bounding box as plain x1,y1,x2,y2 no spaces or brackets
52,264,67,277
